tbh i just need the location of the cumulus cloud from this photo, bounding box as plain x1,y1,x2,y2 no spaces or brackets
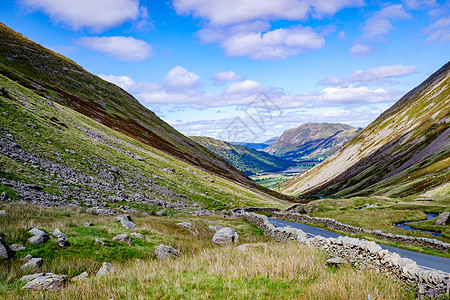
173,0,363,26
20,0,148,32
212,71,243,84
362,4,411,39
319,64,417,86
225,80,262,94
424,16,450,43
98,74,136,90
76,36,152,61
164,66,200,89
350,44,372,56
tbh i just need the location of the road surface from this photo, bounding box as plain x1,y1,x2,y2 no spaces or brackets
269,217,450,274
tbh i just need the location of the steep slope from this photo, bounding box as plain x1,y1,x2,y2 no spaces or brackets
283,62,450,198
265,123,361,161
0,22,294,201
190,136,296,175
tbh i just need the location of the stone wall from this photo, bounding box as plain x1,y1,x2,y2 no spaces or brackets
273,212,449,253
244,212,450,291
232,207,280,213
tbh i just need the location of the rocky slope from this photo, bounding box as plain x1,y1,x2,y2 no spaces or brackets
0,22,294,202
190,136,296,175
283,61,450,198
264,123,361,161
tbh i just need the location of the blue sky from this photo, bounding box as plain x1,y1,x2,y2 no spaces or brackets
0,0,449,142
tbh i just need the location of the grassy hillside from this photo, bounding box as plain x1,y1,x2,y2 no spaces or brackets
190,136,296,176
0,22,295,202
283,62,450,198
265,123,360,161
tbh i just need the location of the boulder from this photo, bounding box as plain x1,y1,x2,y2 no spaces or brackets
177,222,192,229
21,273,68,291
435,212,450,226
112,234,134,246
131,232,145,239
9,244,26,251
155,244,179,259
0,239,8,259
96,262,115,276
212,227,239,245
22,253,33,262
117,215,136,230
53,228,67,239
29,228,46,236
21,258,44,270
20,273,46,282
28,233,50,245
72,271,89,281
84,222,93,226
156,209,167,216
208,225,218,231
326,257,348,266
56,237,70,248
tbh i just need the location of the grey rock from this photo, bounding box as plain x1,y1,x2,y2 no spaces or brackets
155,244,179,259
212,227,239,245
86,207,118,216
435,212,450,226
21,273,68,291
20,273,46,282
56,237,70,248
96,262,115,276
112,234,134,246
0,192,9,201
413,198,433,201
94,238,105,246
208,225,218,231
326,257,348,266
21,258,44,270
9,244,26,251
131,232,145,239
29,228,46,236
28,233,50,245
0,210,9,216
177,222,192,229
53,228,67,239
72,271,89,281
84,222,93,226
362,203,378,209
117,215,136,230
23,253,33,262
0,239,8,259
156,209,167,216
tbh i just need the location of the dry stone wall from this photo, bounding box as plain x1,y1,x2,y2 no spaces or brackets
273,212,449,253
244,212,450,290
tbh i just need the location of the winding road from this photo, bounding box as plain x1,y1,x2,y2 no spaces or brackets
268,217,450,274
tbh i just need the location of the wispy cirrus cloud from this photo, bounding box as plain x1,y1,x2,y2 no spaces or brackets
76,36,152,61
424,16,450,43
362,4,411,39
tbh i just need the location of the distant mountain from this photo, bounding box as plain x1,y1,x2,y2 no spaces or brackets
264,123,361,161
230,137,277,150
190,136,297,176
283,61,450,198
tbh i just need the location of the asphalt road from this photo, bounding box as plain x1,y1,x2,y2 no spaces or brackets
268,217,450,274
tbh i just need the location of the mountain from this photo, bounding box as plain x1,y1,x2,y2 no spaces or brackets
190,136,297,175
283,62,450,198
231,137,277,150
264,123,361,161
0,22,296,203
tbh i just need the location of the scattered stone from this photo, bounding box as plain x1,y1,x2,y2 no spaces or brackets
177,222,192,229
53,228,67,239
72,271,89,281
156,209,167,216
131,232,145,239
9,244,26,251
96,262,114,276
23,253,33,262
435,212,450,226
28,233,50,245
56,237,70,248
20,273,46,282
361,203,378,209
326,257,348,266
117,215,136,230
155,244,179,259
0,239,8,259
84,222,93,226
21,258,44,270
112,234,134,246
21,273,68,291
86,207,118,216
0,210,9,216
212,227,239,245
29,228,46,236
413,198,433,201
94,238,105,246
0,192,9,201
208,225,218,231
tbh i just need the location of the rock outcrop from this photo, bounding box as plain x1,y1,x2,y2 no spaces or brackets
212,227,239,245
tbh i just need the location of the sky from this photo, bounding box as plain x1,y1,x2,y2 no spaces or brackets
0,0,449,143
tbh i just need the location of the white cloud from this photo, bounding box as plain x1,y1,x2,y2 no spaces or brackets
164,66,200,89
225,80,262,94
402,0,436,10
173,0,363,26
21,0,147,32
424,16,450,43
319,64,417,86
350,44,372,56
212,71,243,84
77,36,152,61
99,74,136,90
362,4,411,39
